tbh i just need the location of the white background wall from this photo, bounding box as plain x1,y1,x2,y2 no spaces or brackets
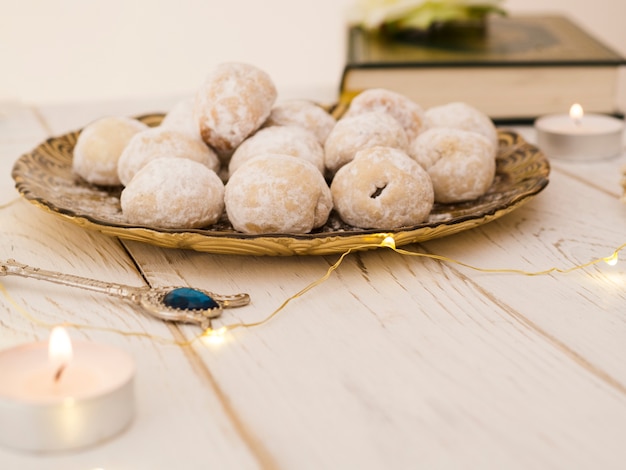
1,0,625,105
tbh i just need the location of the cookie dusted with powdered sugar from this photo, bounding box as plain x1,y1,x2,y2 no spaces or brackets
73,116,148,186
194,62,277,153
120,158,224,229
343,88,426,141
228,126,324,177
424,102,499,152
409,128,495,204
160,98,199,137
324,111,408,176
117,127,220,186
225,154,332,234
264,99,336,145
331,146,433,229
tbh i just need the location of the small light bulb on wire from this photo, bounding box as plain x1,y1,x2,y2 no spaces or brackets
604,252,619,266
202,326,228,345
381,235,396,249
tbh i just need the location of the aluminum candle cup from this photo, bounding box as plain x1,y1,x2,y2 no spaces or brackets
535,105,624,161
0,331,135,453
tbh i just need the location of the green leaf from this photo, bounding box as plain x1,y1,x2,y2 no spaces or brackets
351,1,507,31
395,3,506,30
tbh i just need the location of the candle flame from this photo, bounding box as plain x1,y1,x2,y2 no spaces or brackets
49,326,73,382
569,103,584,125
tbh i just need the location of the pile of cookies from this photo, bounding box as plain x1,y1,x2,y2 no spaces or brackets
72,62,498,233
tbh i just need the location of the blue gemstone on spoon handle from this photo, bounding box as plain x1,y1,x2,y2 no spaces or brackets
162,288,219,310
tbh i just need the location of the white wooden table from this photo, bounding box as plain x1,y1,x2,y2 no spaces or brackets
1,98,625,470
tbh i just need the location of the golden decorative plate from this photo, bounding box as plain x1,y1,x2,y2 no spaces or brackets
12,114,549,256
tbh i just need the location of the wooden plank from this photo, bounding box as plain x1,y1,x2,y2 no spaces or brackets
423,164,626,381
125,236,626,469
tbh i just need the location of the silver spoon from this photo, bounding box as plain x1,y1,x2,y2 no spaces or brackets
0,259,250,329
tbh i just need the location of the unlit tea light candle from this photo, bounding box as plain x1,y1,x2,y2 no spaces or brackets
0,327,135,452
535,104,624,161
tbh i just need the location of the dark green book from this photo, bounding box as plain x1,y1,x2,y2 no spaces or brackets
340,15,625,121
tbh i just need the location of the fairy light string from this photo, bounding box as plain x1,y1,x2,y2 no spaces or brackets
382,236,624,276
153,235,625,344
2,235,623,346
0,195,623,345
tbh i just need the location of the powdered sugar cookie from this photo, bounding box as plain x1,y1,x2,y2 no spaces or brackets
324,111,408,176
409,128,496,203
225,154,332,234
425,102,498,152
161,98,234,171
264,99,336,144
117,127,220,186
343,88,426,141
331,146,433,229
228,126,324,177
73,116,148,186
194,62,277,153
160,98,200,137
120,158,224,229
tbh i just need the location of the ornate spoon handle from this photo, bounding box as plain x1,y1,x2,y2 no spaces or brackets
2,259,143,298
0,259,250,328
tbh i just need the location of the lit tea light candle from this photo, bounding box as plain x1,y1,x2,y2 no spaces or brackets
535,104,624,161
0,327,135,452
